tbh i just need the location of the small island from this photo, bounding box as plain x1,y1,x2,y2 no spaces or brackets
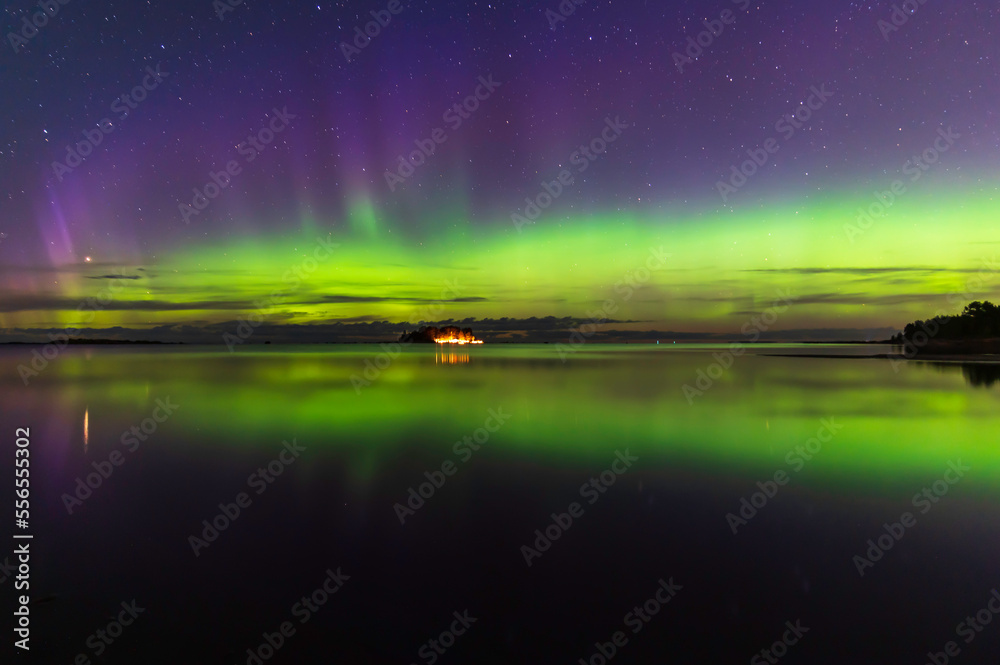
399,325,484,345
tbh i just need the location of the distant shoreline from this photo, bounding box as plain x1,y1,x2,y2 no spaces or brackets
0,340,181,345
763,353,1000,362
1,339,998,363
0,339,889,346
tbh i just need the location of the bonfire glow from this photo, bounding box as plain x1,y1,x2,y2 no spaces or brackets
432,328,483,344
434,336,484,345
400,325,484,345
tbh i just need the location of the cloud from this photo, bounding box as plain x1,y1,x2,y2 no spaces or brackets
743,266,987,275
0,264,144,274
0,316,633,344
0,293,489,313
0,296,250,313
318,295,488,304
0,320,902,345
730,291,968,313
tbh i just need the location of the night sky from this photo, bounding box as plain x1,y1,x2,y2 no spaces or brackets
1,0,998,342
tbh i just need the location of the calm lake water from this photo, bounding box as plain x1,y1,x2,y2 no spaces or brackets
3,344,999,664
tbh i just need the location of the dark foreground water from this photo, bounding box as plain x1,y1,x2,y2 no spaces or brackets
2,344,999,664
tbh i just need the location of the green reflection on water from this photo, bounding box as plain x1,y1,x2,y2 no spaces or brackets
4,345,999,490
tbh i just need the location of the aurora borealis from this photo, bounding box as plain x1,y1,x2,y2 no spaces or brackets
7,3,1000,661
1,0,998,341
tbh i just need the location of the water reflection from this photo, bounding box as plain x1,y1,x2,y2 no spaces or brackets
435,348,470,364
3,344,1000,665
962,363,1000,387
927,361,1000,388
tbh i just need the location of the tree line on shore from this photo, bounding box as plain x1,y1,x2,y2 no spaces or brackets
891,301,1000,344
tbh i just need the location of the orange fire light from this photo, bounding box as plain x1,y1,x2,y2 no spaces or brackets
433,337,484,345
432,331,483,344
435,350,470,364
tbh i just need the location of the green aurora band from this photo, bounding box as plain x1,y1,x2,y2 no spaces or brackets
5,182,998,335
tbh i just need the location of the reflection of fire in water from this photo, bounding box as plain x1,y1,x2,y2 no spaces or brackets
84,407,89,451
436,349,470,364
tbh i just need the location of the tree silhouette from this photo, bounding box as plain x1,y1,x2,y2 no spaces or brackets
892,301,1000,344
